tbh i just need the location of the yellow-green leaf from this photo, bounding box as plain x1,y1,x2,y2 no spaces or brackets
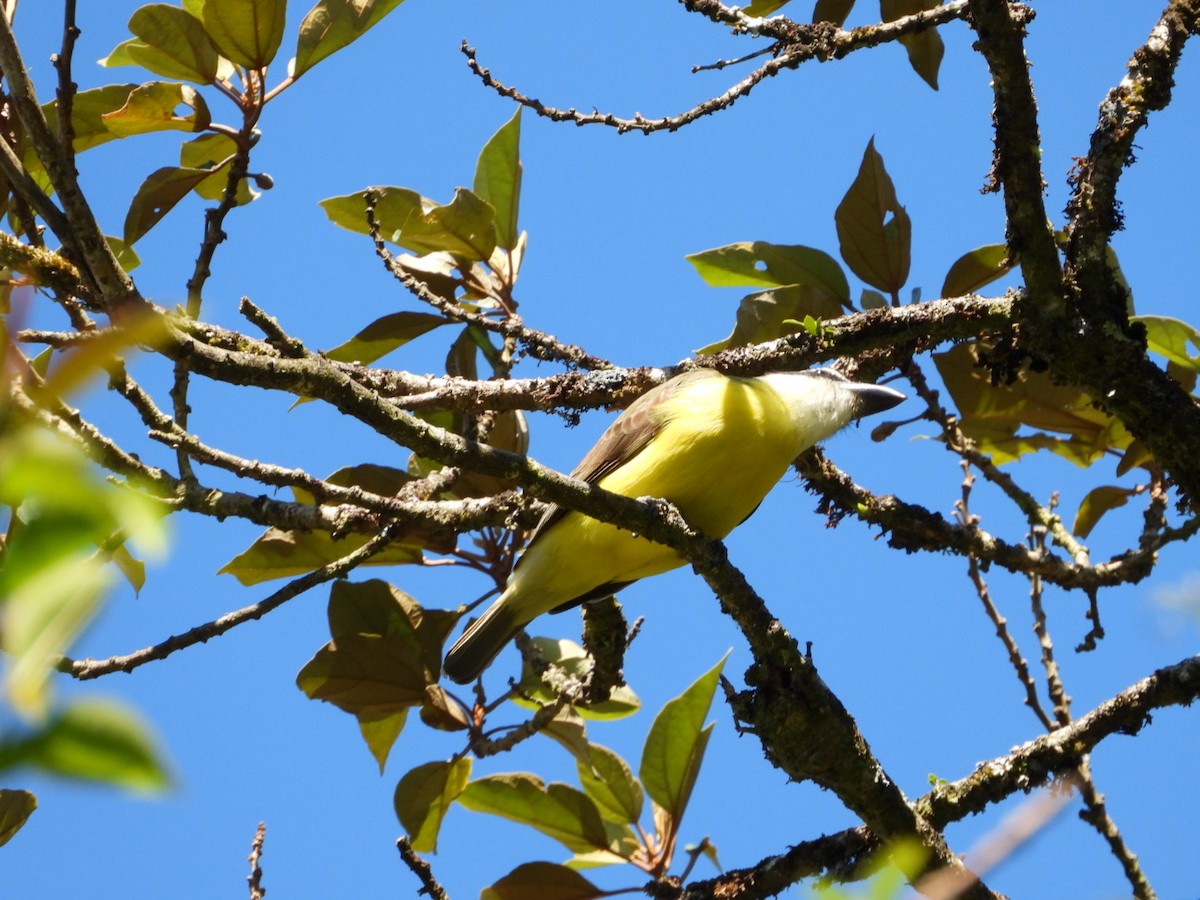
473,109,523,250
812,0,855,25
941,243,1015,297
1073,486,1134,539
400,187,498,261
357,708,408,772
122,4,221,84
576,743,643,825
320,186,424,238
835,137,911,294
458,774,610,855
179,133,256,204
686,240,850,306
294,0,407,76
202,0,287,69
0,790,36,847
218,528,426,586
1136,315,1200,374
482,862,605,900
513,638,641,720
325,311,450,365
639,655,726,821
394,758,472,852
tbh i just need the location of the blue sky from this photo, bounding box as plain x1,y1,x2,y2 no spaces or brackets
3,1,1199,898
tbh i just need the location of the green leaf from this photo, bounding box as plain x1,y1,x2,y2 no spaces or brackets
639,655,726,822
1073,486,1134,539
686,240,850,307
325,578,460,676
202,0,287,69
400,188,498,261
320,186,424,238
100,82,211,137
0,700,170,792
1136,315,1200,374
576,743,644,825
394,758,472,852
0,790,37,847
296,633,430,714
123,166,214,245
109,543,147,594
482,862,606,900
941,243,1015,297
473,109,523,250
180,132,255,203
294,0,407,78
458,774,610,855
812,0,855,25
835,138,912,294
122,4,221,83
36,84,138,160
324,311,450,365
742,0,793,14
880,0,944,89
697,284,847,354
513,638,641,720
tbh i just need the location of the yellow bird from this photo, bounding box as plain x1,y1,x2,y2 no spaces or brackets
442,367,904,684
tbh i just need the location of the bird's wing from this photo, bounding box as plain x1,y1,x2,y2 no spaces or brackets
520,369,721,553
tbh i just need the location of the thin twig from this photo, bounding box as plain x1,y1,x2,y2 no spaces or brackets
395,837,450,900
247,822,266,900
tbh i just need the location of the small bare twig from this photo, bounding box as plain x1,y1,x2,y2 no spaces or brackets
247,822,266,900
395,837,449,900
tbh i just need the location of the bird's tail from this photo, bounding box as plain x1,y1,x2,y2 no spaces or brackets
442,595,521,684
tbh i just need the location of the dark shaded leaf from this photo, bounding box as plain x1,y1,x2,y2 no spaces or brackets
743,0,793,14
473,109,523,250
296,633,429,715
394,758,472,852
835,138,911,294
941,244,1015,297
202,0,287,68
697,284,846,354
812,0,855,24
639,656,725,821
294,0,407,77
325,579,460,676
0,791,36,847
482,862,605,900
123,166,212,244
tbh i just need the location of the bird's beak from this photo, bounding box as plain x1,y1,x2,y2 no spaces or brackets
847,382,906,419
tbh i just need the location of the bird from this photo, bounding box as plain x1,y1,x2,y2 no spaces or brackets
442,367,905,684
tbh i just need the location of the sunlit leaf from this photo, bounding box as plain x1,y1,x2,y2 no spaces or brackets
482,862,606,900
686,241,850,307
697,284,846,354
459,774,610,855
576,743,643,825
1074,485,1134,539
320,186,424,238
742,0,793,14
202,0,287,69
400,188,498,261
294,0,406,76
473,109,522,250
100,82,211,137
933,340,1136,467
835,138,911,294
123,166,212,245
109,543,146,594
357,708,408,772
394,758,472,852
121,4,221,84
180,133,255,204
1136,315,1200,374
325,312,450,365
941,243,1015,297
219,527,424,586
639,655,726,821
0,700,170,792
881,0,944,89
0,791,36,847
514,638,641,720
38,84,138,157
